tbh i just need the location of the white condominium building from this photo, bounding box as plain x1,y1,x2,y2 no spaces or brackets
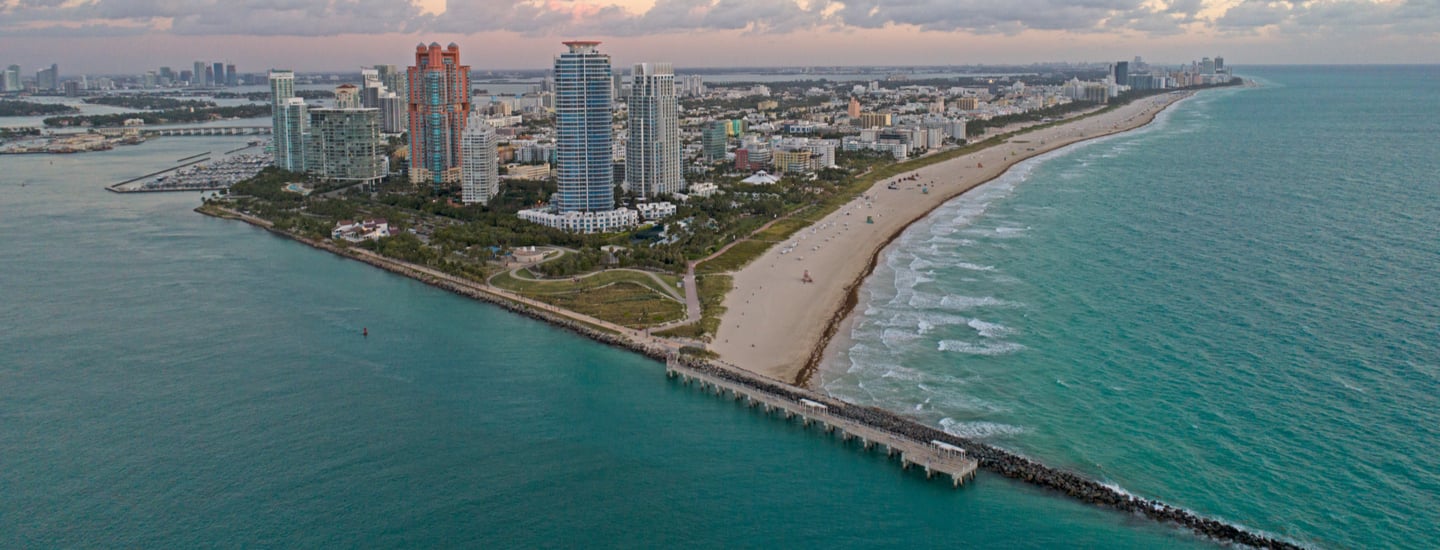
461,112,500,205
626,62,684,197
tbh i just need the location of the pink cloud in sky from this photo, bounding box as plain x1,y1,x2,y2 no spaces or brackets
0,0,1437,72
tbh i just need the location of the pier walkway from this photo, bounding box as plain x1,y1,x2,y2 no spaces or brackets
666,356,978,487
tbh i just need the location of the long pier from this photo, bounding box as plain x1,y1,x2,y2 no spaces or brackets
666,356,978,487
664,355,1302,549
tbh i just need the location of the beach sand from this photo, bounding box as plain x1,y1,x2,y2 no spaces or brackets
711,92,1193,385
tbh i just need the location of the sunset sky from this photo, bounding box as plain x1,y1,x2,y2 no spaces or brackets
2,0,1437,74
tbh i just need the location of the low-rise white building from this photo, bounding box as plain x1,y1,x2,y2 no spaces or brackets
635,201,677,221
332,219,391,242
687,182,719,198
517,207,640,234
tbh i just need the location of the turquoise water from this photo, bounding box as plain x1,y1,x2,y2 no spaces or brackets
0,140,1205,545
824,66,1440,548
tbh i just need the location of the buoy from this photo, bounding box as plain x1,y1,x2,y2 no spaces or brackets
363,327,368,338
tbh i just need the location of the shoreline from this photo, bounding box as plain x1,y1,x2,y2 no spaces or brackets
194,206,687,365
811,92,1196,387
712,91,1196,385
194,104,1311,545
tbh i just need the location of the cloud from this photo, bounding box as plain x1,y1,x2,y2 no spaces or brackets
3,0,1438,38
1,0,429,36
1215,0,1293,31
431,0,828,36
1215,0,1440,35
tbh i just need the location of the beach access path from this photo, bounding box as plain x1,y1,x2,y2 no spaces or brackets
711,92,1193,385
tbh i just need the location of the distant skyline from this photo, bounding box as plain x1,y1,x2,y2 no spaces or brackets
2,0,1437,73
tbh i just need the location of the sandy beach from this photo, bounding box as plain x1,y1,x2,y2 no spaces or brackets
711,91,1194,385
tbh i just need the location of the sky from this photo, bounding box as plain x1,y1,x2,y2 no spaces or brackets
1,0,1437,74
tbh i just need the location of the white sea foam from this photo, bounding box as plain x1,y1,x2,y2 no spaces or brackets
881,328,921,347
967,318,1014,338
938,418,1026,438
874,364,925,382
938,340,1025,355
952,262,996,272
939,294,1014,310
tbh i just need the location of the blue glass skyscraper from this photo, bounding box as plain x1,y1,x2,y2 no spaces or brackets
553,41,613,213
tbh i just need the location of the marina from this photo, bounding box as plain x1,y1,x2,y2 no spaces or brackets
108,145,269,193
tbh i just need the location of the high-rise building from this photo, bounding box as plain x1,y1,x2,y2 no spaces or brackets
553,41,614,213
359,68,382,107
626,62,683,197
36,64,59,91
460,112,500,205
406,42,471,186
375,65,402,93
375,64,408,133
702,121,728,162
1201,57,1216,75
269,70,307,171
226,64,238,86
377,91,407,133
213,62,225,87
679,74,705,97
193,61,205,87
2,65,19,92
1215,57,1225,71
179,70,193,84
859,112,891,128
848,96,862,119
305,108,384,187
335,84,361,109
1114,61,1129,87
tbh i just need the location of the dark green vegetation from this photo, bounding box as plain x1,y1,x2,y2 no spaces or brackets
0,99,79,117
43,104,269,128
84,96,214,110
216,147,897,285
1,127,42,139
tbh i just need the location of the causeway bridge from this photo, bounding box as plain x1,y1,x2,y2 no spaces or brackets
666,356,979,487
141,126,271,137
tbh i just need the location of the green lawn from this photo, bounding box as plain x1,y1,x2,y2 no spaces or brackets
534,283,686,329
490,268,685,329
696,240,775,275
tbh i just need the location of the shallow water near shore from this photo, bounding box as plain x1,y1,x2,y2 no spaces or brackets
824,65,1440,548
0,143,1215,543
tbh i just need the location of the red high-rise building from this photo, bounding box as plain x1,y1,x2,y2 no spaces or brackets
408,42,471,186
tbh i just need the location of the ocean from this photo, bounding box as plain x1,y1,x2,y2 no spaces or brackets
822,65,1440,548
2,66,1433,548
1,143,1200,546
